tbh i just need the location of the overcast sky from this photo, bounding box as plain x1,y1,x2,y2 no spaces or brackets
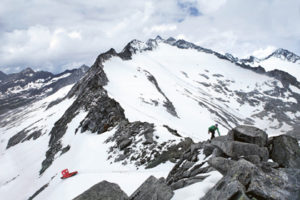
0,0,300,73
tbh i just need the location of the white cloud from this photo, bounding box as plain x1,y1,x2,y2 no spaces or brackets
197,0,227,13
0,0,299,73
144,24,177,33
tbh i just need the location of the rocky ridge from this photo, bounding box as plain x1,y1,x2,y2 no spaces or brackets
73,125,300,200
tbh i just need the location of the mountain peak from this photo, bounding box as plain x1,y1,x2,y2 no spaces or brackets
20,67,35,74
0,70,7,80
155,35,163,41
267,48,300,63
79,64,89,72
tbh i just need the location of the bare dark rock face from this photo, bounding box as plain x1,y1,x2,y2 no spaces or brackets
73,181,128,200
7,128,43,149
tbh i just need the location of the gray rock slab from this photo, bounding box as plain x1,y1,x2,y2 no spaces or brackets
129,176,173,200
73,180,128,200
229,125,268,147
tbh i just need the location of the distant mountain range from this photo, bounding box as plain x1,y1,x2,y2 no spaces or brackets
0,65,89,115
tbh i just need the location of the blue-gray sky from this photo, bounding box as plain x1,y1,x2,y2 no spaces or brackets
0,0,300,73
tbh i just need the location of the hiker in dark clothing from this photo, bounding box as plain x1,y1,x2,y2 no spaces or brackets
208,124,220,140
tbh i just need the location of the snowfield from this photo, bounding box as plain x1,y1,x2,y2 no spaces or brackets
104,42,294,138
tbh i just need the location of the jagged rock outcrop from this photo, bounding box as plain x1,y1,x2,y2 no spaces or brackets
73,176,174,200
166,142,213,190
129,176,173,200
200,126,300,200
202,158,300,200
73,181,128,200
105,121,190,169
146,138,193,169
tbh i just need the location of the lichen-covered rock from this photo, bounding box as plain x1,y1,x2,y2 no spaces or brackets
229,125,268,147
129,176,173,200
73,180,128,200
269,135,300,168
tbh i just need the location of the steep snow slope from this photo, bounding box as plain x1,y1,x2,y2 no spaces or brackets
0,85,75,200
104,41,299,139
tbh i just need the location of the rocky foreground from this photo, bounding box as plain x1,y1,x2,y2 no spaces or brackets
73,125,300,200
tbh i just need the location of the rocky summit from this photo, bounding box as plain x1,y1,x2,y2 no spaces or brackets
1,37,300,200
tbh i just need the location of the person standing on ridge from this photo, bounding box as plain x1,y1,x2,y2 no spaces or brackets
208,124,220,140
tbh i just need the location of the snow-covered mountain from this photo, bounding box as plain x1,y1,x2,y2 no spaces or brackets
1,36,300,200
239,48,300,82
0,65,89,115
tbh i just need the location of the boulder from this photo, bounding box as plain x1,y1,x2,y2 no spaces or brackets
203,144,215,157
229,125,268,147
73,180,128,200
227,159,256,186
269,135,300,168
211,139,269,161
129,176,173,200
207,157,236,175
243,155,261,165
201,176,249,200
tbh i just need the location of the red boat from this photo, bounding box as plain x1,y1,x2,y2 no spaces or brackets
61,169,78,179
